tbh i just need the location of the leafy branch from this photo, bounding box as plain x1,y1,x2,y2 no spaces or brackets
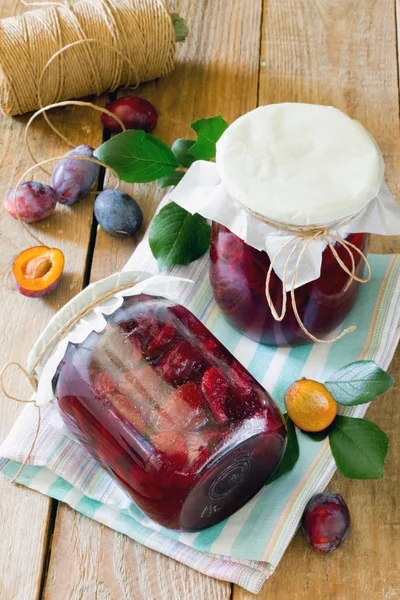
94,115,228,269
267,361,394,484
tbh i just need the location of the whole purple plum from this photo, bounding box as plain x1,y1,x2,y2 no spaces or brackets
4,181,56,223
94,190,143,237
302,493,350,553
51,145,100,205
101,97,158,133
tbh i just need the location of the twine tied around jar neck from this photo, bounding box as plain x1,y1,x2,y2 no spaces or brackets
0,281,141,483
234,199,372,344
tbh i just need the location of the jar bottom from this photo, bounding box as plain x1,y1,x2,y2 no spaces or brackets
179,429,285,531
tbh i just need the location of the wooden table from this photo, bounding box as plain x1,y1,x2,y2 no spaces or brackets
0,0,399,598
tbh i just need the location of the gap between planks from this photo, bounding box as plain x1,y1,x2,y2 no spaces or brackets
36,91,115,600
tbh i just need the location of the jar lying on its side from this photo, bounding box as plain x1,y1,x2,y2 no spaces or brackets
53,294,286,531
210,224,370,346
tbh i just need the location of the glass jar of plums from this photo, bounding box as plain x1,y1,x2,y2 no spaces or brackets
53,292,286,531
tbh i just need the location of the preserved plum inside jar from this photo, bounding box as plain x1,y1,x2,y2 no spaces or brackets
210,224,370,346
53,294,286,531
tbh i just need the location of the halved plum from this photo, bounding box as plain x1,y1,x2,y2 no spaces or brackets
13,246,64,297
201,368,229,424
152,431,188,470
157,382,208,431
156,340,206,386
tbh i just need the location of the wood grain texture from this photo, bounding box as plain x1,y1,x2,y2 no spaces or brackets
2,0,399,598
44,508,231,600
233,1,400,599
90,0,264,282
0,3,106,599
42,1,262,599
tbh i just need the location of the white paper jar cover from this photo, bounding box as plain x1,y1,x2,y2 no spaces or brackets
28,272,192,408
170,103,400,290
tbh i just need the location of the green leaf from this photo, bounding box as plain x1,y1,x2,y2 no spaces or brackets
172,139,197,167
171,12,189,42
329,415,389,479
267,415,299,484
156,170,185,189
189,115,228,160
325,360,395,406
149,202,211,269
94,130,179,183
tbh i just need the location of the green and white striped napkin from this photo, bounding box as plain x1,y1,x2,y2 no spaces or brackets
1,231,399,594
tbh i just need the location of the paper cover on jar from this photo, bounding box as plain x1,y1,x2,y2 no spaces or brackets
27,272,193,407
170,104,400,290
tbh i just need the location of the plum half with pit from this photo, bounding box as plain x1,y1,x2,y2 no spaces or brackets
94,190,143,237
302,493,350,553
13,246,64,297
4,181,56,223
52,144,100,205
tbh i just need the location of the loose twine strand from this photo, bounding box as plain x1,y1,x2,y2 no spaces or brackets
26,39,139,172
0,363,40,483
234,199,371,344
11,153,123,246
0,281,140,482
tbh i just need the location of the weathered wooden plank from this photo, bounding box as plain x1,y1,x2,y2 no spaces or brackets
43,0,263,598
90,0,264,282
0,1,106,598
44,508,231,600
234,1,400,599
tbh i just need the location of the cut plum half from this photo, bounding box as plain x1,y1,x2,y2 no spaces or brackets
157,382,208,432
13,246,64,297
156,340,206,386
201,368,229,424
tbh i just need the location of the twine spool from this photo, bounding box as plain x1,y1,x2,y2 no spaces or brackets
0,0,176,116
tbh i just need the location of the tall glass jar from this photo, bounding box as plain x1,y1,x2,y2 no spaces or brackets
184,103,384,346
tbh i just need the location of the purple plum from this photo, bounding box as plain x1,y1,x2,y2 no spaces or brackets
52,144,100,205
4,181,56,223
302,493,350,553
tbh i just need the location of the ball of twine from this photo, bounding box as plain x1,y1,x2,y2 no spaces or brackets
0,0,176,117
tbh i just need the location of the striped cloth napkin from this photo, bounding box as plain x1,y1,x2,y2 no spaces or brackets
1,229,399,594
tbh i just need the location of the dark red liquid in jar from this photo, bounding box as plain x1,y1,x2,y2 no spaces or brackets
210,224,370,346
53,294,286,531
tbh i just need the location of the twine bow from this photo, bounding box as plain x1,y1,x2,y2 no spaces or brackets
235,200,371,343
